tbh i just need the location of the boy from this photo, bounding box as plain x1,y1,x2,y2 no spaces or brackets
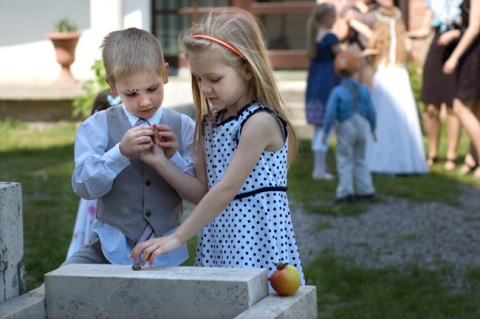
64,28,205,266
322,52,376,204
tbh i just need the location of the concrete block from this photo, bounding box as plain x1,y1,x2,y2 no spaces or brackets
0,286,45,319
234,286,318,319
45,264,268,319
0,182,26,303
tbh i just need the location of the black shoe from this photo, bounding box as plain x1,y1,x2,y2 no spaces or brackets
356,193,375,203
356,193,375,199
335,195,355,204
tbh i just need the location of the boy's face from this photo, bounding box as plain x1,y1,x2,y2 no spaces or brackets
108,64,169,119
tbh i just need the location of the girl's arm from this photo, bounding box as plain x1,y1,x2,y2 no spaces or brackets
131,111,284,266
444,0,480,74
348,18,373,39
139,127,208,205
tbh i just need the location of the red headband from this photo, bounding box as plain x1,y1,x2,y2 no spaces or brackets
192,35,245,60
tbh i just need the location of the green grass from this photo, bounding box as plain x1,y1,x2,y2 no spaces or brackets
1,118,480,318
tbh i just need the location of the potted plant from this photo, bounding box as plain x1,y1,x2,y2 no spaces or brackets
46,18,81,85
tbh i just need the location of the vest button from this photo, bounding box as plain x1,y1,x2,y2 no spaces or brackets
146,211,152,217
145,180,151,186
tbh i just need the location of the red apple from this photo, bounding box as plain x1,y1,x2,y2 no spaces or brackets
270,262,301,296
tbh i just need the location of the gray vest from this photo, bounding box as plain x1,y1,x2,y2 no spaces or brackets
97,106,184,244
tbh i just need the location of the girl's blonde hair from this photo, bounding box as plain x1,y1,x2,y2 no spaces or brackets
180,7,298,166
306,3,335,59
101,27,165,86
367,7,407,70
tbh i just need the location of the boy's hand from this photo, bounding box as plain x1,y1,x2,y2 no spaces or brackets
154,124,178,159
119,126,155,158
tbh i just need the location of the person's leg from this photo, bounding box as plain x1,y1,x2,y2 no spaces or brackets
444,103,461,170
61,233,110,266
335,120,355,202
311,125,334,180
424,103,441,166
453,98,480,177
352,116,375,197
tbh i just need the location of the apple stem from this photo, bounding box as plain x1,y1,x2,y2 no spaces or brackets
275,262,288,270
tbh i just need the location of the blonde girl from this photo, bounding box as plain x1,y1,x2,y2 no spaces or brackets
305,3,342,181
131,7,305,291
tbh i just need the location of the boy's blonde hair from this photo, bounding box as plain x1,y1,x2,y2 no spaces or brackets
180,7,298,166
306,3,335,59
100,27,165,86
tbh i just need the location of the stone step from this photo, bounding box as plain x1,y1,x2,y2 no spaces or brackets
45,264,269,319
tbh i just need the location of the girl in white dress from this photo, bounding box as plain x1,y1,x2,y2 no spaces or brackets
365,5,429,174
130,7,305,292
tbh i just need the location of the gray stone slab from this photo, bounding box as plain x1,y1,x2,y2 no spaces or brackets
234,286,318,319
0,182,26,303
0,286,45,319
45,264,268,319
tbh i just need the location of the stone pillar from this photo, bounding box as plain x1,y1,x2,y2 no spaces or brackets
0,182,26,303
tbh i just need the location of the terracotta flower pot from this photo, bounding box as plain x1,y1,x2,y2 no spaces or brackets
46,32,81,85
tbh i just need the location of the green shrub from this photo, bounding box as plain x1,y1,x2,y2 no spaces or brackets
72,59,109,117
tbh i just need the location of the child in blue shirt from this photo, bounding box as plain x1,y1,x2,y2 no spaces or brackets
322,52,376,203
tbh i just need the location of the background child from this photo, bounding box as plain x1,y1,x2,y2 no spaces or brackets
322,52,376,204
63,27,199,267
131,7,305,292
305,2,341,180
66,88,121,259
364,3,429,175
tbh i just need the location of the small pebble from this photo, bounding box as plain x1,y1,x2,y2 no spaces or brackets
132,263,141,271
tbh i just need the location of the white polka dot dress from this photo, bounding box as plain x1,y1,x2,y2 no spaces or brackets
195,103,305,288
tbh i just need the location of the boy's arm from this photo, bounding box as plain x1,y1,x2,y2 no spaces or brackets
323,89,338,138
72,113,132,199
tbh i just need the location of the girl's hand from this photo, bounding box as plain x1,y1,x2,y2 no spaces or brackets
443,57,458,74
343,10,356,23
138,131,167,169
154,124,178,159
130,235,182,266
437,30,460,46
119,126,155,157
361,48,379,56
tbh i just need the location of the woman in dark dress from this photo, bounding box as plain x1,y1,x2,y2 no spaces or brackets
408,0,463,170
444,0,480,178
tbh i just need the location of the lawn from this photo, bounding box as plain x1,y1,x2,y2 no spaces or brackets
1,117,480,318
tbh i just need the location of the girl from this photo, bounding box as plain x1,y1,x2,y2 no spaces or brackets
443,0,480,178
131,7,305,291
364,3,429,175
408,0,462,171
305,3,342,180
337,0,381,89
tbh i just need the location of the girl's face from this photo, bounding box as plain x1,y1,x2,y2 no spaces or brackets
188,51,253,118
108,66,169,119
325,9,337,29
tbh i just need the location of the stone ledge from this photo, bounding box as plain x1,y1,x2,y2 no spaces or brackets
234,286,318,319
45,264,269,319
0,286,46,319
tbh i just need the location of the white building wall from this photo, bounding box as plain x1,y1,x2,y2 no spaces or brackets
0,0,150,83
